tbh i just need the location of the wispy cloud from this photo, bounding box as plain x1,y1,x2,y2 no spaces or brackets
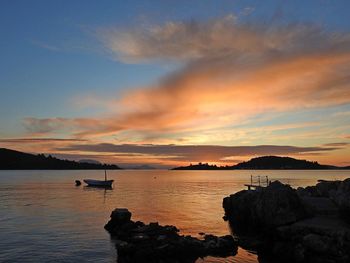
23,117,106,137
0,136,88,156
24,16,350,143
322,142,349,147
0,138,86,143
99,15,350,63
57,143,340,164
30,39,61,51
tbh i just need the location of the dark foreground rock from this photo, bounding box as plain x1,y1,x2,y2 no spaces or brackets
223,179,350,263
105,208,238,263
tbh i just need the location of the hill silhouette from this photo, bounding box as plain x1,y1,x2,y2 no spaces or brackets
233,156,335,169
172,156,344,170
0,148,121,170
172,162,222,170
122,164,157,170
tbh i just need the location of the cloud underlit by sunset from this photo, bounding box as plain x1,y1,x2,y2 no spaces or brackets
1,1,350,167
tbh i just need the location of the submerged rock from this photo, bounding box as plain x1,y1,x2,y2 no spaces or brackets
223,178,350,263
105,208,238,263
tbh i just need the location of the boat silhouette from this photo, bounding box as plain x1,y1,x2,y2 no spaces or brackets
83,170,114,187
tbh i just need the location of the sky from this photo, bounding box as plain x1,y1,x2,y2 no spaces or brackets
1,0,350,168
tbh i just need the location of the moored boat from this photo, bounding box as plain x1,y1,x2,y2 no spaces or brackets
83,170,114,187
83,179,114,187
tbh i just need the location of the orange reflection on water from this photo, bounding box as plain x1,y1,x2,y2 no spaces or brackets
2,170,350,262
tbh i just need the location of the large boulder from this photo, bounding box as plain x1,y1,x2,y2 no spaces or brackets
331,178,350,223
300,196,338,216
223,181,307,232
105,208,132,232
273,217,350,262
314,180,341,197
302,233,329,254
298,179,350,223
223,178,350,263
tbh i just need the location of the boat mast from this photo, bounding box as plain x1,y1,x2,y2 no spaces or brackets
105,170,107,181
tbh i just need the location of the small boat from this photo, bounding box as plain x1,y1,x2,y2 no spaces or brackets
83,179,114,187
83,170,114,187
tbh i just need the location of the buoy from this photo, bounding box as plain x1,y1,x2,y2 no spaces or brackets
75,180,81,186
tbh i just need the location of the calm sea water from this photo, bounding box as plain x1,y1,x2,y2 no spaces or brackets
1,170,350,263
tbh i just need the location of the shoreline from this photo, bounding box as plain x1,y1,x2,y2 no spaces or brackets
223,178,350,262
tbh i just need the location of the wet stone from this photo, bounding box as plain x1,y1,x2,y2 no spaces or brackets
105,208,238,263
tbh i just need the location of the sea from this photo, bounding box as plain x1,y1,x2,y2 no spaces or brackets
1,170,350,263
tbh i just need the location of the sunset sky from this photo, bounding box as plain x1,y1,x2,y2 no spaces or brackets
1,0,350,168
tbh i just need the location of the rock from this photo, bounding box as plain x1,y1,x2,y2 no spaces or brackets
223,190,261,233
338,178,350,192
223,178,350,263
105,208,238,262
216,235,237,252
223,180,307,232
131,233,150,242
339,199,350,223
296,179,350,223
293,243,305,262
156,235,167,241
256,181,307,226
315,180,340,197
304,185,319,197
112,208,132,223
303,233,328,253
300,196,338,216
322,179,350,223
114,239,129,249
297,187,310,197
105,208,132,233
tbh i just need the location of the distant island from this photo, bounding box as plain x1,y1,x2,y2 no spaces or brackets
172,156,349,170
0,148,121,170
121,164,157,170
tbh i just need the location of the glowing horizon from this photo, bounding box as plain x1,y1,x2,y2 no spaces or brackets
1,1,350,167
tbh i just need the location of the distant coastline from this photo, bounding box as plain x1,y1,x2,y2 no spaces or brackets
0,148,121,170
172,156,350,170
1,148,349,171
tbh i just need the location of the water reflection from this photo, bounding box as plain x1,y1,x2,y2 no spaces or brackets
83,185,113,191
1,170,349,263
82,185,113,203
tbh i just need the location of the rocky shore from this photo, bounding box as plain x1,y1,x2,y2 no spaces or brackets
105,208,237,263
223,178,350,263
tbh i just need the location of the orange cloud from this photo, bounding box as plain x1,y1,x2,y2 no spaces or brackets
322,142,349,147
24,16,350,141
0,137,87,154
